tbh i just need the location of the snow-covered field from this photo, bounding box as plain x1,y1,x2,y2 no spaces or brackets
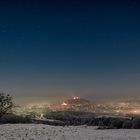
0,124,140,140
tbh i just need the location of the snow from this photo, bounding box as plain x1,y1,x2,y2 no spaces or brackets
0,124,140,140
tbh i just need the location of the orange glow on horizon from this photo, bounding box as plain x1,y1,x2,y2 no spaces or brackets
73,96,80,100
61,102,68,106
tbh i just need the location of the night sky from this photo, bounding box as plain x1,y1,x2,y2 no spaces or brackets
0,0,140,104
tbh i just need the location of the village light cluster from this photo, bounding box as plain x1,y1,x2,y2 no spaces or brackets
14,97,140,116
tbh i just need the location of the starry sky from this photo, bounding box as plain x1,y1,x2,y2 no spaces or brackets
0,0,140,104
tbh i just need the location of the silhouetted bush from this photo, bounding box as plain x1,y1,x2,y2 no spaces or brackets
87,118,95,126
102,117,112,126
44,111,140,129
122,120,132,129
0,114,32,124
88,117,100,126
110,118,124,129
81,117,91,125
45,111,95,126
132,119,140,129
98,121,105,129
0,93,14,118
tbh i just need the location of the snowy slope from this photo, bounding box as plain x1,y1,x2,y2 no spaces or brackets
0,124,140,140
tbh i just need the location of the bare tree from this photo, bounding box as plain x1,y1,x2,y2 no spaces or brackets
0,93,13,117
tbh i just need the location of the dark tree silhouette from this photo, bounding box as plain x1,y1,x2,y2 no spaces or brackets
0,93,13,118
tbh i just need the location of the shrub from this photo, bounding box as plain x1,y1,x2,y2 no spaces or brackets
98,121,105,129
0,114,32,124
102,117,112,126
122,120,132,129
132,119,140,129
45,111,95,126
110,118,124,129
0,93,13,118
88,117,100,126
